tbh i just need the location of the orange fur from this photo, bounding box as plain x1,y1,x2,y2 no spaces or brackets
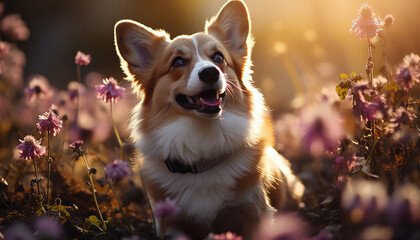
115,1,304,239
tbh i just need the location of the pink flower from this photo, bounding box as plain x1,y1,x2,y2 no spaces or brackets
402,53,420,68
333,153,358,172
95,77,126,103
24,75,52,102
372,75,387,88
0,41,10,57
341,179,388,223
0,14,30,41
383,14,395,28
67,81,82,101
208,232,242,240
37,110,63,136
350,3,383,39
74,51,91,65
17,135,46,160
104,159,131,183
351,81,387,120
69,140,84,152
154,197,181,218
390,107,412,126
299,102,345,156
365,95,388,121
254,213,309,240
386,184,420,225
395,65,420,91
3,223,35,240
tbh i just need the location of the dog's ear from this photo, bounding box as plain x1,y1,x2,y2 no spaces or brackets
114,20,169,93
205,0,253,58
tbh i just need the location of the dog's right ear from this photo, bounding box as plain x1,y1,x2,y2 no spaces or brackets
114,20,169,92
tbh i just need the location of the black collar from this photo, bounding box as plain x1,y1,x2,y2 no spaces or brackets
164,153,229,174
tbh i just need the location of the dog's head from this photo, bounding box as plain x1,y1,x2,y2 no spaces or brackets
115,0,256,121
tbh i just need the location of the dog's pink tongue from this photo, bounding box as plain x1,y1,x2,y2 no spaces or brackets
198,91,221,107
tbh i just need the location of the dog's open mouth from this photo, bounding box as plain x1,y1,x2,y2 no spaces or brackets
176,89,226,114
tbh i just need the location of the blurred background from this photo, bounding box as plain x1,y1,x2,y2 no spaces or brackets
4,0,420,116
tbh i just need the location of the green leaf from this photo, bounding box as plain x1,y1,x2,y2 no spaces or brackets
85,215,104,231
336,80,352,100
49,203,70,220
339,73,348,80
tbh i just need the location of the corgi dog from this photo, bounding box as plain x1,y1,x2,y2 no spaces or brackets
114,0,304,239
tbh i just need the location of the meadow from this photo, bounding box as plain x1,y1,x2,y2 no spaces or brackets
0,1,419,240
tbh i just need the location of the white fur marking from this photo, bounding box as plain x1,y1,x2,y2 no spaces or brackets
187,37,226,94
192,36,203,61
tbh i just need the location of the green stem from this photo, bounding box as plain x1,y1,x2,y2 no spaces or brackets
110,103,124,160
46,130,51,205
108,181,131,231
82,155,107,231
367,38,376,161
32,158,41,195
140,174,157,238
75,65,81,124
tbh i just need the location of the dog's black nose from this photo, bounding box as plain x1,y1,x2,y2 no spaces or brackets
198,67,219,84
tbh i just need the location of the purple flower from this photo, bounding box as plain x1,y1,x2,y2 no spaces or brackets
74,51,91,66
17,135,46,160
105,159,131,183
341,179,388,223
365,95,388,121
395,65,419,91
95,77,126,103
352,81,386,120
154,197,181,218
391,107,412,126
255,212,309,240
402,53,420,68
207,232,242,240
386,184,420,226
69,139,84,152
37,110,63,136
3,223,35,240
350,3,383,39
333,153,358,172
24,75,52,102
300,103,345,156
67,81,82,101
0,14,30,41
34,216,64,240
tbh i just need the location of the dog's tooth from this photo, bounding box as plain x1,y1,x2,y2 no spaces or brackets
187,96,195,104
216,92,220,99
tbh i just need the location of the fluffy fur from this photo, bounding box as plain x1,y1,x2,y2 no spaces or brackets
114,1,304,239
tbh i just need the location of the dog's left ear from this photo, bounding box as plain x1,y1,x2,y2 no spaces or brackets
205,0,253,58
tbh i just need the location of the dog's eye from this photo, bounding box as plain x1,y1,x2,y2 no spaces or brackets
172,56,187,68
211,52,225,64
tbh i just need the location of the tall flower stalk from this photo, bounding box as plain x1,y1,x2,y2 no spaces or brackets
70,140,107,231
74,51,91,124
37,110,63,205
381,15,394,102
104,159,132,231
95,77,126,160
350,3,383,166
17,135,46,195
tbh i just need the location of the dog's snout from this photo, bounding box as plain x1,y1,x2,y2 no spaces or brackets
198,67,219,84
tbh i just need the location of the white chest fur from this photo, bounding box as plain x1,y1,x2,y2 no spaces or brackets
129,104,265,223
